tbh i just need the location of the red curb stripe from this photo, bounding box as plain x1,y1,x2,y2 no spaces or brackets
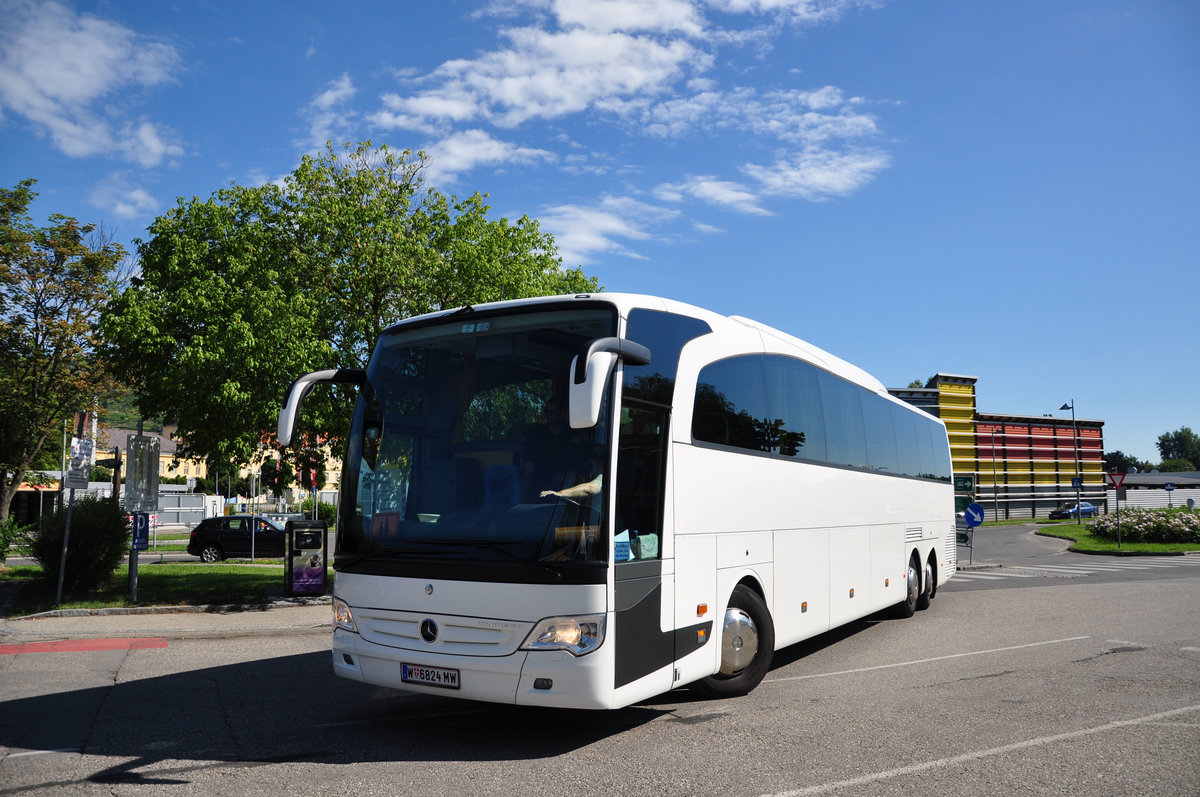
0,638,168,655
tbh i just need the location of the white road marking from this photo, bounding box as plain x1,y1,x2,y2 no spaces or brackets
1024,565,1097,574
765,636,1090,683
762,704,1200,797
2,748,81,759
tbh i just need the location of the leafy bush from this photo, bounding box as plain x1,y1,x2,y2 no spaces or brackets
27,496,129,596
1089,508,1200,544
0,517,32,563
299,499,337,528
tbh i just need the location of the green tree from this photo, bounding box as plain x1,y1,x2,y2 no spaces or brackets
1157,427,1200,470
0,179,128,525
103,141,598,480
259,458,294,497
1103,450,1150,475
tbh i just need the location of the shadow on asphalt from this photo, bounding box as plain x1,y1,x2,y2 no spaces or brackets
0,606,907,789
0,648,668,789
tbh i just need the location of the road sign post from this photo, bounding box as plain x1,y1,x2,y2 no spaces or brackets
129,512,150,602
958,502,984,565
58,414,91,607
1107,472,1126,549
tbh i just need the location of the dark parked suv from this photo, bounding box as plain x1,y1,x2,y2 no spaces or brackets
187,515,286,562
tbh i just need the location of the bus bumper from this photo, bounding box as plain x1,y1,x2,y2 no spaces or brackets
332,627,618,709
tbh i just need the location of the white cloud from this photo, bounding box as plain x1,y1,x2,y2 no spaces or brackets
654,175,771,215
0,0,182,165
300,73,357,153
538,196,679,265
121,120,184,168
642,86,877,144
375,25,705,131
87,173,159,219
423,129,555,185
551,0,706,36
741,146,890,200
703,0,876,24
366,0,892,251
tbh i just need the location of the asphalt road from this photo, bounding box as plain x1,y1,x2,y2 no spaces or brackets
1,526,1198,796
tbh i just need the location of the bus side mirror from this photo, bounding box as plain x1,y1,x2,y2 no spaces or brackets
278,368,366,446
568,337,650,429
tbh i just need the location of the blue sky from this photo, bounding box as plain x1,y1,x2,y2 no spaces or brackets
2,0,1197,462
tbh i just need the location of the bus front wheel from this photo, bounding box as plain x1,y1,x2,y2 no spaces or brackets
693,585,775,698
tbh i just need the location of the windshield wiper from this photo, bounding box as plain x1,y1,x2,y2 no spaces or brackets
412,539,563,580
336,540,563,580
335,545,451,570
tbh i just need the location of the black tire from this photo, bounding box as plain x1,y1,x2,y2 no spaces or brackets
693,585,775,698
916,559,934,611
895,557,919,618
199,543,223,563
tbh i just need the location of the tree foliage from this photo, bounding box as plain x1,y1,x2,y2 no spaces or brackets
1156,427,1200,470
1102,450,1150,475
0,179,128,524
103,141,598,482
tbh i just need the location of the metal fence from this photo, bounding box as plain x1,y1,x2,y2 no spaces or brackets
1104,488,1199,512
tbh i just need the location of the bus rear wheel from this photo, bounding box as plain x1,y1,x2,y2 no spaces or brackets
916,560,935,610
895,558,919,618
693,585,775,698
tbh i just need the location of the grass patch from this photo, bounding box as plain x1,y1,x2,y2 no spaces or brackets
1,562,330,618
1035,525,1200,554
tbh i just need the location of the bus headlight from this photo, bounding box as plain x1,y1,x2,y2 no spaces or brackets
333,597,358,633
520,615,605,656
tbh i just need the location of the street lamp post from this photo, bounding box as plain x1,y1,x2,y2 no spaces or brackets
1060,401,1082,525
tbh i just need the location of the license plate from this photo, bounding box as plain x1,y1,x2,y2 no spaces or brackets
401,663,460,690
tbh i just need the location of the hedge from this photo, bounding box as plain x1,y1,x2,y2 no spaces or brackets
1089,508,1200,544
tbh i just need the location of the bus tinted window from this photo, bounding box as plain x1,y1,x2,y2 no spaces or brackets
819,370,868,469
924,419,953,481
765,355,827,461
915,414,939,480
863,393,899,474
623,310,711,406
691,352,948,482
693,356,771,452
892,402,923,478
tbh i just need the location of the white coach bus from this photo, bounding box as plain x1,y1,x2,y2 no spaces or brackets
278,293,956,709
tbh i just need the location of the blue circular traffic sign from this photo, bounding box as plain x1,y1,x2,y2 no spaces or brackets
964,502,985,527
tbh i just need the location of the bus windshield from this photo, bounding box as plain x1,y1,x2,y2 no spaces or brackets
337,306,617,581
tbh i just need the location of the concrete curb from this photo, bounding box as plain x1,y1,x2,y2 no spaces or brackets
0,578,332,641
14,594,331,621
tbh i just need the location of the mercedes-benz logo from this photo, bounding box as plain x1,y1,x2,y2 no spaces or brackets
420,618,439,643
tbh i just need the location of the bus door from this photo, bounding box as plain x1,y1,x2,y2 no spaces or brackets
612,401,674,691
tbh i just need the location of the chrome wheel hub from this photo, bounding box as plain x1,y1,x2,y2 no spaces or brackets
719,608,759,675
